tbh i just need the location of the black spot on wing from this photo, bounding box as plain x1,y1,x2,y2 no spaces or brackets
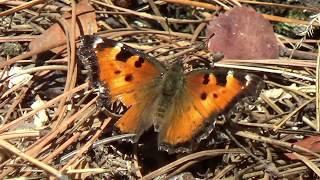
201,92,207,100
134,57,144,68
203,74,210,85
116,46,133,62
212,71,228,86
125,74,134,82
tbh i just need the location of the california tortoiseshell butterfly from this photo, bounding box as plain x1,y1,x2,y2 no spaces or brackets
77,35,264,153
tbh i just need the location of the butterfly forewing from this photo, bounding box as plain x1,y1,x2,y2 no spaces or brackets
78,35,165,136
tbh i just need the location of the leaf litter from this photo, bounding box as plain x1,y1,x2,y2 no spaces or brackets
0,0,319,179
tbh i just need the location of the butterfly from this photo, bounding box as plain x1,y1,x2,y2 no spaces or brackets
77,35,264,153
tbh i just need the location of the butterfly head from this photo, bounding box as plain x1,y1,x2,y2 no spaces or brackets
161,62,185,96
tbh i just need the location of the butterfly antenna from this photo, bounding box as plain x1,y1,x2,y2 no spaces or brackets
182,33,216,64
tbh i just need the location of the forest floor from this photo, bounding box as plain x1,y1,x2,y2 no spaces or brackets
0,0,319,179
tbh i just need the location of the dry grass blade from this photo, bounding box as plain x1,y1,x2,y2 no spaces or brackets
0,83,88,134
212,164,236,180
316,43,320,131
60,117,111,171
273,98,315,130
293,152,320,176
142,149,244,179
238,0,319,12
236,131,320,158
0,139,66,179
161,0,220,10
214,63,315,82
0,129,40,140
0,0,44,16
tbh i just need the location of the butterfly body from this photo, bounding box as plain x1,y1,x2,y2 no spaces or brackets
161,63,185,96
78,35,264,153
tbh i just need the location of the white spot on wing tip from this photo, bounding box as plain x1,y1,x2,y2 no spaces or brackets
245,74,252,86
116,42,124,48
245,74,252,81
227,70,234,76
93,37,103,48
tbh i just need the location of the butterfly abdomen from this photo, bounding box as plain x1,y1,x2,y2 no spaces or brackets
156,104,167,118
153,95,176,132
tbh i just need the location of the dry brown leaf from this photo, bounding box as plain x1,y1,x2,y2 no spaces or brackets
29,0,97,54
206,7,279,59
286,136,320,160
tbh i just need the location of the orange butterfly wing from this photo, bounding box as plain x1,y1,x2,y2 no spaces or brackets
78,35,165,136
159,70,263,152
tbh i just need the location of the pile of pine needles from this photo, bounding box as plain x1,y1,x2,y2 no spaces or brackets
0,0,319,179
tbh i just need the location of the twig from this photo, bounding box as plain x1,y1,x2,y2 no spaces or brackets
214,63,315,82
52,0,78,128
142,149,244,179
280,46,318,60
161,0,219,10
273,98,316,130
293,152,320,177
161,0,317,25
0,0,44,16
0,83,88,134
236,131,320,158
60,117,112,171
91,0,206,24
212,164,236,180
1,1,71,12
106,0,131,28
60,134,136,163
147,0,171,31
0,129,40,140
316,43,320,131
238,0,319,12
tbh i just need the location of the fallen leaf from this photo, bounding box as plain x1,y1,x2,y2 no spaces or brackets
31,98,48,129
29,0,97,54
285,136,320,160
264,88,288,99
206,7,279,59
8,66,33,88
